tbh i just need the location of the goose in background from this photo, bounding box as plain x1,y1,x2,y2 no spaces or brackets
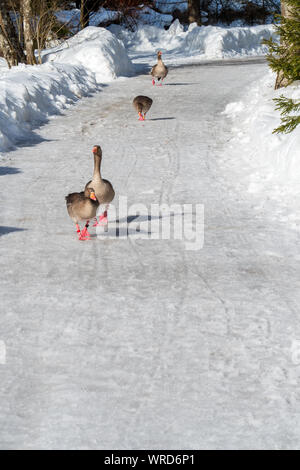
133,96,153,121
151,51,168,86
66,187,99,241
84,145,115,229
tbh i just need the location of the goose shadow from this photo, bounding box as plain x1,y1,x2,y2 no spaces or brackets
91,212,180,239
0,167,22,176
164,83,195,86
148,117,175,122
116,214,163,224
91,214,163,238
0,226,26,237
2,135,54,155
90,228,152,238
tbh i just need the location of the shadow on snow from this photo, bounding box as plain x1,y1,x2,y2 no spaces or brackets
0,226,27,237
0,167,22,176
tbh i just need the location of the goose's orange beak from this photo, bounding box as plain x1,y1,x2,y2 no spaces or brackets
90,192,96,201
92,146,98,154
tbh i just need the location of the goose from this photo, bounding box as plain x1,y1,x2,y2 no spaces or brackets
66,187,99,240
151,51,168,86
84,145,115,228
133,96,153,121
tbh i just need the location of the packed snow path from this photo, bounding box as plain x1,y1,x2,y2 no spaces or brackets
1,60,300,450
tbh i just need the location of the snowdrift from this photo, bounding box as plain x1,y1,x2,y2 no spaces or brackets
224,71,300,197
0,22,276,155
0,63,100,153
111,21,275,65
42,27,133,82
0,27,133,154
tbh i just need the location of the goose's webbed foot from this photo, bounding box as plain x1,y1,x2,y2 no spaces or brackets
93,212,108,227
79,221,91,240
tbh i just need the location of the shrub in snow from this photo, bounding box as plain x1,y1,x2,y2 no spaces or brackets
154,1,188,14
273,96,300,134
263,0,300,134
55,7,120,32
137,6,174,27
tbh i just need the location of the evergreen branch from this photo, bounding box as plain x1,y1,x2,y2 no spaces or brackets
273,115,300,134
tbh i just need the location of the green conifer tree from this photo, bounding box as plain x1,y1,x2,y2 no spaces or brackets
264,0,300,134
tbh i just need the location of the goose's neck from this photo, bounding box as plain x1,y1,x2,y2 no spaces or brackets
93,154,102,180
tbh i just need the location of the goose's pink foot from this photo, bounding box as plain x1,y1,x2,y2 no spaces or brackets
79,222,91,240
98,217,108,226
79,232,90,241
76,223,86,240
93,211,108,227
152,79,155,86
138,112,144,121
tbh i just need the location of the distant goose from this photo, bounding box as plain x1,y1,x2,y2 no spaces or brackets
151,51,168,86
133,96,153,121
66,187,99,241
84,145,115,229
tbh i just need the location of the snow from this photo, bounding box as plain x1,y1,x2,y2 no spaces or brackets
55,1,280,32
110,21,276,66
1,59,300,449
223,70,300,227
0,22,275,155
224,72,300,189
56,6,174,29
155,0,188,13
1,17,300,448
42,27,133,82
55,8,120,32
137,6,174,27
0,27,133,153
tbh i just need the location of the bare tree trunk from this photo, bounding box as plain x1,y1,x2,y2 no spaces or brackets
80,0,89,29
0,2,26,68
275,1,293,89
22,0,36,65
188,0,202,26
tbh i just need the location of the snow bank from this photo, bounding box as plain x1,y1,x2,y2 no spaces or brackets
224,71,300,197
111,21,275,65
43,27,133,82
0,63,100,153
0,27,133,154
185,23,275,58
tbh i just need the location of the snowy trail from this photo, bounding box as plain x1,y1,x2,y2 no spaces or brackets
1,60,300,450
